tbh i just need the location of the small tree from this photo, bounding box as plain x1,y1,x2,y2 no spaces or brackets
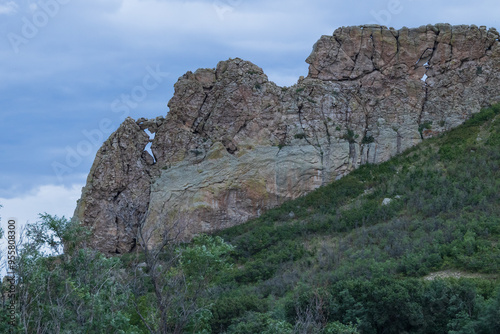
131,213,234,334
14,214,137,334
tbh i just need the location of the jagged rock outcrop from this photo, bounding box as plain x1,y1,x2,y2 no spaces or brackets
74,24,500,253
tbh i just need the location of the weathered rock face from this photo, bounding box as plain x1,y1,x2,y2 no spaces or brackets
73,118,156,253
74,24,500,253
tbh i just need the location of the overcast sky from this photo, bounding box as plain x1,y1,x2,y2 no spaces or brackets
0,0,499,231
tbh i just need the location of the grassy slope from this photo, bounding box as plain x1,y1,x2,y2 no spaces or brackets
209,104,500,333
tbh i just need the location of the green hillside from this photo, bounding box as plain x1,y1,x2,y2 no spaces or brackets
208,103,500,333
2,104,500,333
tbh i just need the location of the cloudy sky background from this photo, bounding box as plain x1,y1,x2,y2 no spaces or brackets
0,0,499,231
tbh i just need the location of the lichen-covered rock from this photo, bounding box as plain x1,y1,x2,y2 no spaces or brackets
74,24,500,253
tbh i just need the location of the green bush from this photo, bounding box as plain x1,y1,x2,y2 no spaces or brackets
361,135,375,144
294,133,306,139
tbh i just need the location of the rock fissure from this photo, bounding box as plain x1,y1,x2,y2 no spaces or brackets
192,93,210,133
297,103,319,151
369,31,376,71
418,86,429,138
450,27,454,60
114,217,120,254
395,31,400,57
337,69,380,82
319,102,332,145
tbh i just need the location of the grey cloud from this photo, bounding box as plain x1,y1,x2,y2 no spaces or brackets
1,0,498,199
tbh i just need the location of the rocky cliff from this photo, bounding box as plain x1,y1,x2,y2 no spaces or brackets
74,24,500,254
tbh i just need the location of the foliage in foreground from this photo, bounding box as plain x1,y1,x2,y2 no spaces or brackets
0,104,500,333
0,214,234,334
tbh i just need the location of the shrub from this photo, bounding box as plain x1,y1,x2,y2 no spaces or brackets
294,133,306,139
361,135,374,144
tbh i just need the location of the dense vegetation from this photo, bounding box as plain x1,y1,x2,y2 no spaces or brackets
1,104,500,333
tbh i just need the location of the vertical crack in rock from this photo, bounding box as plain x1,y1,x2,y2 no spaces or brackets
370,30,376,71
418,29,439,131
297,102,320,153
192,93,210,134
449,26,454,60
395,29,400,56
143,128,156,164
418,90,428,139
319,96,332,145
114,217,120,254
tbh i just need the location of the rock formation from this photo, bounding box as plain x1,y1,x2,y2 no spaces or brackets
74,24,500,254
